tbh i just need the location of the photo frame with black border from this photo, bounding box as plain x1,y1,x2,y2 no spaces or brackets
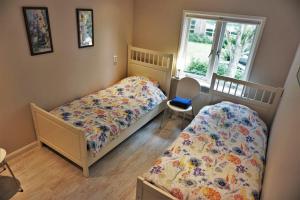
76,8,94,48
23,7,54,56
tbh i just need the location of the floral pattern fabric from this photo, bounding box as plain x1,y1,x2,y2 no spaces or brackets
50,76,166,154
144,101,268,200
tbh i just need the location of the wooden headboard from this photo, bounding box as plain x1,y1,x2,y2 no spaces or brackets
128,46,175,96
210,73,284,126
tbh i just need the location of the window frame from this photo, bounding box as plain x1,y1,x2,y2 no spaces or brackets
177,10,266,84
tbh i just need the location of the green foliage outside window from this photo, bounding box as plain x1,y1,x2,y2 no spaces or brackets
235,67,244,80
188,33,212,44
184,58,208,76
217,63,244,80
185,24,254,80
185,59,244,80
217,63,228,76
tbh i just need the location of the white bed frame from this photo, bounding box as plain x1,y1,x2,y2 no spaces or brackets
209,73,284,126
30,46,174,177
136,73,283,200
128,46,176,96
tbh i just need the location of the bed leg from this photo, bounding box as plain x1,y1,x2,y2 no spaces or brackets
79,133,89,177
83,166,89,177
136,177,144,200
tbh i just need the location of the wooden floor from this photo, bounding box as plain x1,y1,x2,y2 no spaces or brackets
0,114,186,200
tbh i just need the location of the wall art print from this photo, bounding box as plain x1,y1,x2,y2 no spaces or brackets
76,9,94,48
23,7,53,56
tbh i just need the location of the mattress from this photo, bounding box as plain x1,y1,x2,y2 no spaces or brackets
143,101,268,200
50,76,166,154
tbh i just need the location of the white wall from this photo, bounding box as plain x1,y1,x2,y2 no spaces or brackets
0,0,133,153
133,0,300,87
262,44,300,200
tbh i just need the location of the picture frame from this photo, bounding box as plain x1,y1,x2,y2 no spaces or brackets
76,9,94,48
23,7,54,56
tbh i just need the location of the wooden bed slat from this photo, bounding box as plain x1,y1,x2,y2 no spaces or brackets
128,46,174,96
210,73,283,126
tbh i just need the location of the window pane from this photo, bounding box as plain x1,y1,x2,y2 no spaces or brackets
183,18,217,78
217,22,257,80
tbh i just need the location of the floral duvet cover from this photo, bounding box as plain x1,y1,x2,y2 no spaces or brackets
144,101,268,200
50,76,166,154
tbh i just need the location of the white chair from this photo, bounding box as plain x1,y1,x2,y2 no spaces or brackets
161,77,201,129
0,148,23,192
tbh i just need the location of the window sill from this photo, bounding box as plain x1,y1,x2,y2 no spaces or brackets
172,74,211,93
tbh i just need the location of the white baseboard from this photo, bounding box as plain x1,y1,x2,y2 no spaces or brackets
6,141,39,161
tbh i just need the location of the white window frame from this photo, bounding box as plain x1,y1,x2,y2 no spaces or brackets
177,10,266,84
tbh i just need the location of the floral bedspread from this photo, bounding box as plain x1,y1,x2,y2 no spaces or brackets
50,76,166,154
144,101,268,200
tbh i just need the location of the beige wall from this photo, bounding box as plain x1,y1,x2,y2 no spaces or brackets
261,44,300,200
133,0,300,87
0,0,133,153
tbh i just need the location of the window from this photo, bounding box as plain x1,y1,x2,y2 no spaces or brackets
177,11,265,84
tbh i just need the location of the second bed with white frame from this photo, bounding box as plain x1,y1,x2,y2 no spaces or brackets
30,46,175,177
136,73,283,200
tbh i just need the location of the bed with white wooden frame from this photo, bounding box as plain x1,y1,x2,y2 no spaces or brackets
30,46,175,177
136,73,283,200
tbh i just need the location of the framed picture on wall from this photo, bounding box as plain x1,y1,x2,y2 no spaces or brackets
76,9,94,48
23,7,53,56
